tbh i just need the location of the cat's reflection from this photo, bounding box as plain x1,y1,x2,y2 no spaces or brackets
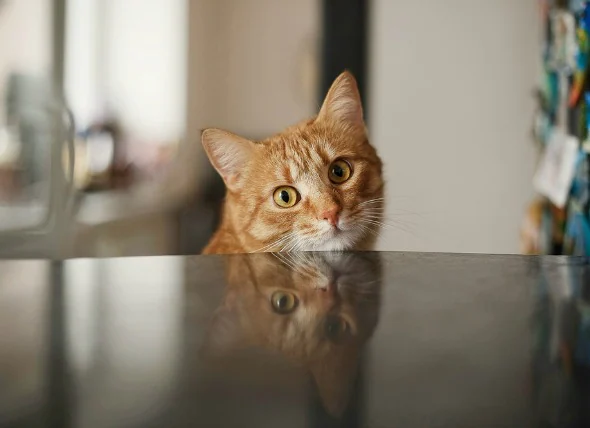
201,252,382,417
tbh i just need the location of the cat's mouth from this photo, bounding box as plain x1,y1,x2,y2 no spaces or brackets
309,219,366,251
322,220,346,236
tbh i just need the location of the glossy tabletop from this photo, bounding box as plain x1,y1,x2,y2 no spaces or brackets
0,252,589,428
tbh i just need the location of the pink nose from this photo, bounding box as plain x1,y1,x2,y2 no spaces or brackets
321,207,341,227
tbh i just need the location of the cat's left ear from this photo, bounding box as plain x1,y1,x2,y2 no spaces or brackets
309,346,359,417
317,71,364,128
200,304,242,360
202,128,254,190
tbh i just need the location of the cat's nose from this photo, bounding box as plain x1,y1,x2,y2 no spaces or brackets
320,207,341,227
319,281,337,300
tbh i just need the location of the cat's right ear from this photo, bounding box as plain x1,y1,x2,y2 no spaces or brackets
201,128,254,190
316,71,364,128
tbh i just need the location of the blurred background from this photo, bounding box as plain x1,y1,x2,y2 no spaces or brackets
0,0,540,258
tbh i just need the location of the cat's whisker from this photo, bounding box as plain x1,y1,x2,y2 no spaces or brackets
363,213,406,221
292,241,306,252
360,219,418,238
359,205,385,209
289,251,316,274
293,236,313,253
358,205,385,211
286,238,300,252
254,231,298,253
360,211,386,217
280,251,298,268
361,210,385,215
362,210,420,220
272,252,299,271
385,217,420,232
364,207,428,218
257,237,292,253
279,240,295,253
254,240,279,253
359,203,385,209
357,223,379,238
367,219,419,231
278,249,303,268
363,212,418,226
282,234,307,252
281,238,297,252
361,219,394,230
361,204,425,216
358,197,385,207
276,256,300,273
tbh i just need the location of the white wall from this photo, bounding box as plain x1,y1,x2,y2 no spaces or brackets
369,0,540,253
186,0,319,141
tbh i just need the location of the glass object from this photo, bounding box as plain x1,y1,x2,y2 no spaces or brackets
0,73,75,257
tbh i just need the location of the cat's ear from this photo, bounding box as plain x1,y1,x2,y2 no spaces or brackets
200,304,242,359
202,128,254,190
309,346,359,417
317,71,364,127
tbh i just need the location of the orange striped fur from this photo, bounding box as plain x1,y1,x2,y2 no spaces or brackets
202,71,384,254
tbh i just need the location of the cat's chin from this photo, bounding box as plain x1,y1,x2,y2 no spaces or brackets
305,228,365,252
311,240,354,251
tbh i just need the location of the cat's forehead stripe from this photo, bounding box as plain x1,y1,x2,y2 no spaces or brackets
277,139,335,184
288,161,300,182
298,138,325,165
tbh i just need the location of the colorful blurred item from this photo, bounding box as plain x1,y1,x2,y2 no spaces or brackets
547,5,577,73
525,0,590,257
525,9,590,421
62,118,140,192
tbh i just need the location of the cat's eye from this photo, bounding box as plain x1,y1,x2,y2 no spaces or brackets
271,291,298,314
273,186,299,208
328,159,352,184
324,314,350,342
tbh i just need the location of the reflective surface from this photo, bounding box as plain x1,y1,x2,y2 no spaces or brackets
0,252,589,427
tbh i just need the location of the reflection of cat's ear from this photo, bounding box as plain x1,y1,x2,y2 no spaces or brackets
309,349,359,417
317,71,364,128
201,305,242,359
201,128,254,190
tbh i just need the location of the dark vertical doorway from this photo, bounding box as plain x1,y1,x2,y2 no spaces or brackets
320,0,369,121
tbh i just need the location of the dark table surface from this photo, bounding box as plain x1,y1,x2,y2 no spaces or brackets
0,252,589,428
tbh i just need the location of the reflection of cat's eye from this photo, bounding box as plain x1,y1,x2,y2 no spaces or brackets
273,186,299,208
328,159,352,184
271,291,298,314
324,315,350,342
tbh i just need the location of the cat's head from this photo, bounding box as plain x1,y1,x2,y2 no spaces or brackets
201,252,382,416
202,71,384,251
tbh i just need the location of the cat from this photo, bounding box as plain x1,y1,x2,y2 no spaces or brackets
201,71,384,254
200,251,382,417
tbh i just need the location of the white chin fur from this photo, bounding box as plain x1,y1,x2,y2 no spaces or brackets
311,239,349,252
305,229,364,251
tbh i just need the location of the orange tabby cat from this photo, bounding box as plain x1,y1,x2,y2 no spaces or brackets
201,71,384,254
201,252,382,416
